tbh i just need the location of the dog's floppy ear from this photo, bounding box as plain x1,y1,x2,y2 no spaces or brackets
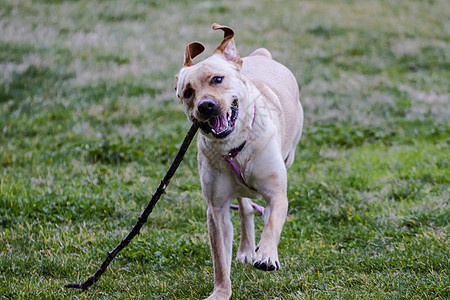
212,23,242,67
184,41,205,67
176,42,204,91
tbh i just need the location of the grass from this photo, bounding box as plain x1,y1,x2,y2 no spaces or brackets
0,0,449,299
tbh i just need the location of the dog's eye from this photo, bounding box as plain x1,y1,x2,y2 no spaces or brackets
211,76,224,85
183,88,194,99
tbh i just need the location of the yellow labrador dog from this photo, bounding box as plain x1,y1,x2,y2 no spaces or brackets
175,24,303,300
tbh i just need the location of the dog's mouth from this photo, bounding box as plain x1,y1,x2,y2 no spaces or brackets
198,99,238,139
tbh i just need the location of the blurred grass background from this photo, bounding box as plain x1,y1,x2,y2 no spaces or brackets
0,0,449,299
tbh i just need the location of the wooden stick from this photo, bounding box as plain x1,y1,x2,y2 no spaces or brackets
64,122,199,291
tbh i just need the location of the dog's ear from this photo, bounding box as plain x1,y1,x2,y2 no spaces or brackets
184,41,205,67
212,23,242,67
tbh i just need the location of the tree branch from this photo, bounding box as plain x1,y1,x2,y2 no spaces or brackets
64,122,199,291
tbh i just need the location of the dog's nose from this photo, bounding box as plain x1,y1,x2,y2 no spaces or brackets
198,98,220,117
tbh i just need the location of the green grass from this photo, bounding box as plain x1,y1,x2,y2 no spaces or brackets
0,0,449,299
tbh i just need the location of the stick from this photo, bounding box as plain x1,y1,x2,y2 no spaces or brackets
64,122,199,291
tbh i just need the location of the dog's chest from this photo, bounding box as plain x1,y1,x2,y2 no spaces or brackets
198,137,253,177
199,139,245,166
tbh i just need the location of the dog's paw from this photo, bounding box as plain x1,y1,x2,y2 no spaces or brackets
236,242,256,264
204,289,231,300
253,246,280,271
236,249,255,264
253,257,280,271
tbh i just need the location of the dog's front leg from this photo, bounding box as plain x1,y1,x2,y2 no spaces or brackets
205,202,233,300
236,197,256,264
254,191,288,271
252,156,289,272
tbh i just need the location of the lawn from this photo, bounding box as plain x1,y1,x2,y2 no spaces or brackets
0,0,449,299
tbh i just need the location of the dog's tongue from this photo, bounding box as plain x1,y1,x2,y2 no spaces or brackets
210,114,228,133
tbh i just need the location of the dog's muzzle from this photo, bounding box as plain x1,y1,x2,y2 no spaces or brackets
197,99,239,139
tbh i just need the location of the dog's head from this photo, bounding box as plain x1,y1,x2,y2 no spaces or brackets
175,24,245,140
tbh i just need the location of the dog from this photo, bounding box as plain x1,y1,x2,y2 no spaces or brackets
175,23,303,300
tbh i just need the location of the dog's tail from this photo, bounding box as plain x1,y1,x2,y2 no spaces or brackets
248,48,272,59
